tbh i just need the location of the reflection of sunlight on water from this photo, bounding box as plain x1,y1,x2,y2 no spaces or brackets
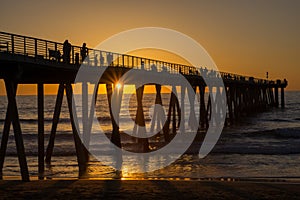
3,153,300,180
2,93,300,180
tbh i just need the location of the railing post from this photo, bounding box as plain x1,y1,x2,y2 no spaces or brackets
72,46,74,64
132,56,134,68
117,54,119,66
127,55,129,68
45,41,47,59
35,39,37,57
23,37,26,55
11,35,14,54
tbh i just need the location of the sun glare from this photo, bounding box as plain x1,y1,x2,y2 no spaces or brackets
116,82,122,90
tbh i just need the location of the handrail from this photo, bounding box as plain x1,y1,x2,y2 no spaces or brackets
0,31,286,86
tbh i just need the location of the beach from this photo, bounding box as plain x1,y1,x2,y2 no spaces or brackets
0,179,300,199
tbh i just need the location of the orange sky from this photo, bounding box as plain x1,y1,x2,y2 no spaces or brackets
0,0,299,95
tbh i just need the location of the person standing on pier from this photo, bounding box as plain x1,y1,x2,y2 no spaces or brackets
107,53,113,66
63,40,71,63
81,43,88,63
100,52,104,66
75,53,79,65
94,54,98,66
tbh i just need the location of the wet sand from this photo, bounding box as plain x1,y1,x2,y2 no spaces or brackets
0,180,300,199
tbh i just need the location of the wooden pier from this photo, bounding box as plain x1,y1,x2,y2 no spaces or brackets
0,31,287,181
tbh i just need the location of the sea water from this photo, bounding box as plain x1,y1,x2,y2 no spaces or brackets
0,91,299,179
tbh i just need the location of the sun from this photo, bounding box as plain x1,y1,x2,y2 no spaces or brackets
116,82,122,90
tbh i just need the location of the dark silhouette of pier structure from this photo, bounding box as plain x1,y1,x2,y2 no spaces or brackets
0,31,287,181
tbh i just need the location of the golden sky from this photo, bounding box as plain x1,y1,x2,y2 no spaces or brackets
0,0,299,95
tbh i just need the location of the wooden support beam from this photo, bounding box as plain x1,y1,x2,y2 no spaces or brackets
215,86,222,124
233,86,239,119
281,87,285,108
65,83,89,177
45,84,64,164
187,85,197,131
179,85,186,133
274,86,279,107
172,86,177,134
133,85,149,152
262,87,266,106
5,81,29,181
171,86,181,133
82,81,90,147
269,87,275,106
227,86,233,125
206,93,212,125
87,83,99,145
175,89,181,129
37,83,44,180
199,85,206,129
150,84,166,134
106,84,123,148
153,85,170,142
0,83,17,179
0,103,10,180
163,91,172,142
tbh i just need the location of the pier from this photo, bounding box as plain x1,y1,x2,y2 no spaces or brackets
0,31,287,181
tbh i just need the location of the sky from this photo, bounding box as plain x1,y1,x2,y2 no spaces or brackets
0,0,299,95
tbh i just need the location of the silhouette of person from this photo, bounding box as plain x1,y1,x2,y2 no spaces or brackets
151,64,157,72
141,61,144,70
107,53,113,66
100,52,104,66
63,40,71,63
94,54,98,66
202,67,208,77
75,53,79,65
81,43,88,62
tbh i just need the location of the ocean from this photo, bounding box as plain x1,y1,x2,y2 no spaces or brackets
0,91,300,180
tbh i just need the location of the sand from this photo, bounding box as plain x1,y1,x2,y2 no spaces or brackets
0,179,300,199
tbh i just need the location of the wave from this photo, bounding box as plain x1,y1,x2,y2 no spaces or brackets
0,117,122,124
0,118,71,123
211,144,300,155
273,127,300,138
0,117,111,124
226,127,300,139
208,127,300,155
267,119,293,122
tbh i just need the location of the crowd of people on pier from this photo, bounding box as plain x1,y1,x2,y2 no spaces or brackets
56,39,270,83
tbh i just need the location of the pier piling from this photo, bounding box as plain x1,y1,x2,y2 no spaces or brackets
37,83,44,180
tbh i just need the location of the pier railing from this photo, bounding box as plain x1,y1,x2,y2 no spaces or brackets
0,31,284,85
